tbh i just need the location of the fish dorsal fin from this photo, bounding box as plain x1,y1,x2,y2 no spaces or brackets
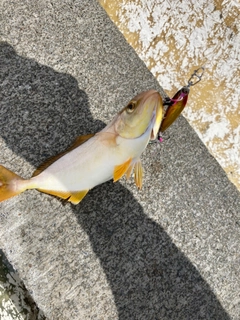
32,133,95,177
134,160,143,189
113,158,132,182
67,134,95,151
37,188,89,205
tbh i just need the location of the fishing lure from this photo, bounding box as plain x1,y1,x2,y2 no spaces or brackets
157,67,205,141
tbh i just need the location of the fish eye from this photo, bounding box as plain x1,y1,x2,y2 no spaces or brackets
126,101,136,113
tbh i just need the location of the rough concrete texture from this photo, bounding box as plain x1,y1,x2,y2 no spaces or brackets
0,0,239,319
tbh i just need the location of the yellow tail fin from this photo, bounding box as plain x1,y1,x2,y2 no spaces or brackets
0,165,25,202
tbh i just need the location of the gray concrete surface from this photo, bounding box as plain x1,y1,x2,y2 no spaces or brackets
0,0,239,319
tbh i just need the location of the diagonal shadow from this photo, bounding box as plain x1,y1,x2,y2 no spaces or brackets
0,42,104,168
0,42,231,319
74,183,231,320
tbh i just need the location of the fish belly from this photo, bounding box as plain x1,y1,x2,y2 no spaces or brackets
30,147,115,192
30,127,151,193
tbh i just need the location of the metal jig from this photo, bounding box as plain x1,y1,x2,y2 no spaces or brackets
151,66,205,143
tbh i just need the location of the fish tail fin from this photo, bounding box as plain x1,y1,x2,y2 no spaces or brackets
0,165,26,202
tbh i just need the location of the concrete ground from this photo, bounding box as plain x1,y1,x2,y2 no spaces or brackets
0,0,239,319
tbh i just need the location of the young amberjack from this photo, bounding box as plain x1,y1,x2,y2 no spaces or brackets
0,90,163,204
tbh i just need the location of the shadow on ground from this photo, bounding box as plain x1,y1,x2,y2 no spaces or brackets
0,42,231,319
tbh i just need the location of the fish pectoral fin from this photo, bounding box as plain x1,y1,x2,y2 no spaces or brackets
113,158,132,182
37,189,89,205
68,190,89,205
134,160,143,189
32,133,95,177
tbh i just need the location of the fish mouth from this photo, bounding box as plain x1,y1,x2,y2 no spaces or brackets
134,99,159,140
150,94,163,140
150,108,157,139
136,105,157,140
144,91,162,140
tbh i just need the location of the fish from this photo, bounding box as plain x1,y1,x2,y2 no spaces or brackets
0,90,163,205
160,86,189,133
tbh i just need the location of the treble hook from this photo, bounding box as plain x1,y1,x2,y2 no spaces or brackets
187,66,205,87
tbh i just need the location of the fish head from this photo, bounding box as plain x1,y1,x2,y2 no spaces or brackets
115,90,163,139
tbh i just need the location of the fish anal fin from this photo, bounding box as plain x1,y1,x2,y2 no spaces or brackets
32,133,95,177
68,190,89,205
37,188,89,205
134,160,143,189
113,158,132,182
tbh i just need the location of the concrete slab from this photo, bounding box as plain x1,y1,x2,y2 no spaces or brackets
0,0,239,319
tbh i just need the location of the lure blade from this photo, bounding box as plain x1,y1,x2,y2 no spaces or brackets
160,86,189,132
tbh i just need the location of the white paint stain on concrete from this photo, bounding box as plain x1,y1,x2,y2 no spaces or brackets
100,0,240,190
